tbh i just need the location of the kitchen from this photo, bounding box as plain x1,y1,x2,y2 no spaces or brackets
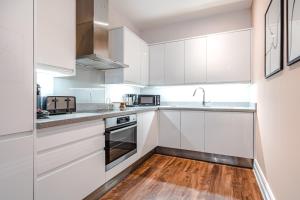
1,0,300,200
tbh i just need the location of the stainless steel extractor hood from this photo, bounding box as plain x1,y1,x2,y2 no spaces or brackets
76,0,129,70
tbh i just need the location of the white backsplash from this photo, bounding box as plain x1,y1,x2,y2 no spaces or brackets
37,68,252,105
141,84,252,103
105,84,141,103
36,71,55,97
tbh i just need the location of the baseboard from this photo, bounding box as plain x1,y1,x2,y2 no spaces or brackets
155,146,253,168
84,149,155,200
253,159,276,200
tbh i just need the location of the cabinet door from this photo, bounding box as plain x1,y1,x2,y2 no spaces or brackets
159,110,180,149
205,112,254,158
0,135,33,200
185,38,207,84
0,0,33,136
149,44,165,85
181,111,205,152
165,41,185,85
141,111,159,156
207,30,251,83
140,41,149,86
37,0,76,72
124,29,141,84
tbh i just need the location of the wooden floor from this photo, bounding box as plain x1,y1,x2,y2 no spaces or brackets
100,154,263,200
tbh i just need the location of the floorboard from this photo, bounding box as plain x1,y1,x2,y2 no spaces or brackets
100,154,263,200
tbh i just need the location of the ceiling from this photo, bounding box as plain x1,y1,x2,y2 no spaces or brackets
109,0,252,30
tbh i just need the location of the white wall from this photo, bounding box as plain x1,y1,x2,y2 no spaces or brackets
108,2,141,36
141,84,252,103
141,9,252,43
252,0,300,199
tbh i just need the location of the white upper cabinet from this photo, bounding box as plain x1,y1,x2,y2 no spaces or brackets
205,112,254,158
149,44,165,85
185,37,207,84
180,111,205,152
37,0,76,74
140,40,149,86
159,110,181,149
164,41,185,85
148,29,251,85
108,27,148,85
123,28,141,83
0,0,34,136
206,30,251,83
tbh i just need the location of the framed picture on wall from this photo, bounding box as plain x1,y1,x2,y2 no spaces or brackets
287,0,300,66
265,0,284,78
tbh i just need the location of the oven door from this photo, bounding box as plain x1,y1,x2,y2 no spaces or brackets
105,122,137,171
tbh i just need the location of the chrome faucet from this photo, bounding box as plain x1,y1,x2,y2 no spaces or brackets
193,87,206,105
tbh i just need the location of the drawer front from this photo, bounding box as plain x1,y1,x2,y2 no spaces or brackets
37,120,104,152
37,135,104,176
37,151,105,200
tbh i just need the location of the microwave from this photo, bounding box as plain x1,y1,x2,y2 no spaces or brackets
138,95,160,106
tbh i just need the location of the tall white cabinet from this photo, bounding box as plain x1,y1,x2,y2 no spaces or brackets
0,136,34,200
0,0,34,136
0,0,34,199
36,0,76,74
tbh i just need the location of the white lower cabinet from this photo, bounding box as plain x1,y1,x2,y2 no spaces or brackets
36,120,106,200
159,110,181,148
205,112,254,158
138,111,159,157
37,151,105,200
0,134,33,200
158,110,254,159
180,111,205,152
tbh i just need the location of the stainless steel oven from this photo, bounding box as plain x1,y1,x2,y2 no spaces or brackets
104,114,137,171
